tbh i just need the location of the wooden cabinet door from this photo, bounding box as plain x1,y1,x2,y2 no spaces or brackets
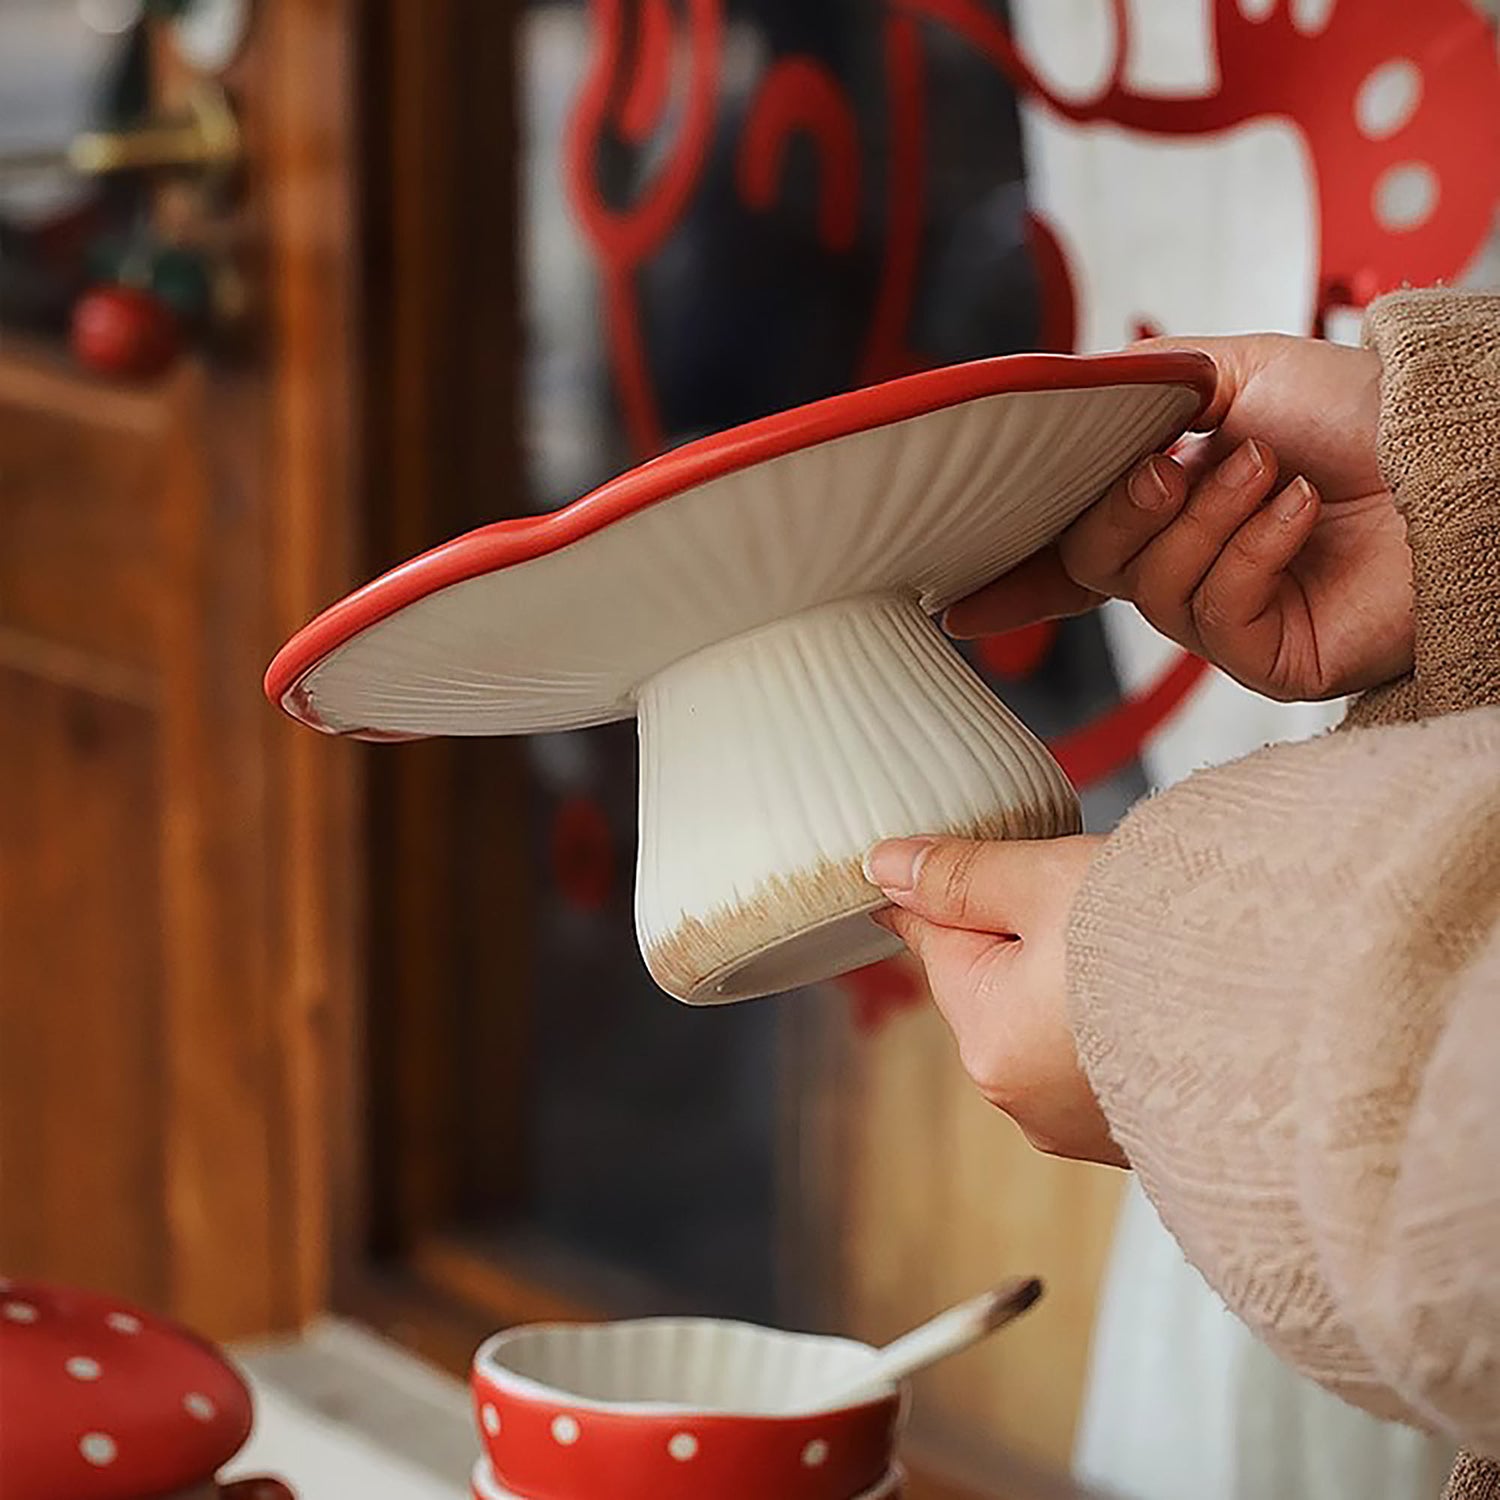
0,358,199,1318
0,1,361,1343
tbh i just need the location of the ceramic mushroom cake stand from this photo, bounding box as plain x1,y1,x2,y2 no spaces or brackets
268,351,1214,1003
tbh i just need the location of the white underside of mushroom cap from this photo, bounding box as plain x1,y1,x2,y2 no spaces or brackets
637,593,1080,1002
292,381,1201,736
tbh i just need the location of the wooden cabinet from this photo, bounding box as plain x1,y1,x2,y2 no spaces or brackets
0,0,361,1344
0,364,177,1312
1,359,189,1316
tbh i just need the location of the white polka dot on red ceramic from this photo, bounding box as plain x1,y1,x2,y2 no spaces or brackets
802,1439,830,1468
1373,162,1438,231
66,1357,102,1381
551,1415,580,1446
1355,57,1422,140
79,1433,117,1467
183,1393,216,1421
667,1433,698,1462
105,1313,141,1335
1289,0,1333,33
481,1404,501,1436
2,1302,37,1323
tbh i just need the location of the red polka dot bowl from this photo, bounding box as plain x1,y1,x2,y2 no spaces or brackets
470,1318,906,1500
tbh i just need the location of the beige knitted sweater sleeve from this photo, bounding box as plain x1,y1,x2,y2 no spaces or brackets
1066,289,1500,1458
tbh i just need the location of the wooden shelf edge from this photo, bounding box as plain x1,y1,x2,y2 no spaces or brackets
0,335,184,432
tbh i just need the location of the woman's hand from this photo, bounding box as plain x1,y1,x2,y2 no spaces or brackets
865,832,1124,1167
947,335,1413,701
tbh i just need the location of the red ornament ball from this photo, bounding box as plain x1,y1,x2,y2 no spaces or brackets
71,285,181,380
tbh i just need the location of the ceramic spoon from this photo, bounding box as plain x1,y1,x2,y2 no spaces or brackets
789,1277,1044,1415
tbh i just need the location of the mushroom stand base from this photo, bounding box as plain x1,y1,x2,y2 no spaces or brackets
634,592,1082,1003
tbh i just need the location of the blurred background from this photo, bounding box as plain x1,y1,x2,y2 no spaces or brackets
1,2,1496,1498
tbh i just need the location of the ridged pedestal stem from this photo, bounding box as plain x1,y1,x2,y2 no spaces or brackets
635,593,1081,1003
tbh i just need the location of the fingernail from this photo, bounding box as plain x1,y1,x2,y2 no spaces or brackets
863,838,935,894
1127,455,1172,510
1219,439,1265,487
1274,476,1315,519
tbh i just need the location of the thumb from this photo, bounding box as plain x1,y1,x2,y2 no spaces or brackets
1131,333,1273,433
864,836,1031,934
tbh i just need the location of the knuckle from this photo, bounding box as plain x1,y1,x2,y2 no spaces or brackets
1110,556,1145,607
1018,1122,1071,1159
1220,525,1274,581
1129,559,1187,624
999,1078,1065,1154
1260,674,1303,704
1191,580,1238,635
881,908,921,953
955,1034,990,1088
1056,529,1106,593
950,952,1008,1093
960,1039,1010,1106
932,840,983,923
1226,521,1269,561
1060,500,1158,594
1170,502,1222,552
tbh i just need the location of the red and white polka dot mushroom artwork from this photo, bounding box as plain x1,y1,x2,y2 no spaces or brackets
0,1277,293,1500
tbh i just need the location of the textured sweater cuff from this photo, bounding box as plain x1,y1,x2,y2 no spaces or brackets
1361,290,1500,717
1446,1453,1500,1500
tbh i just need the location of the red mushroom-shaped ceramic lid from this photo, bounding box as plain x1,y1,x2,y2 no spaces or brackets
265,352,1216,1003
0,1277,253,1500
